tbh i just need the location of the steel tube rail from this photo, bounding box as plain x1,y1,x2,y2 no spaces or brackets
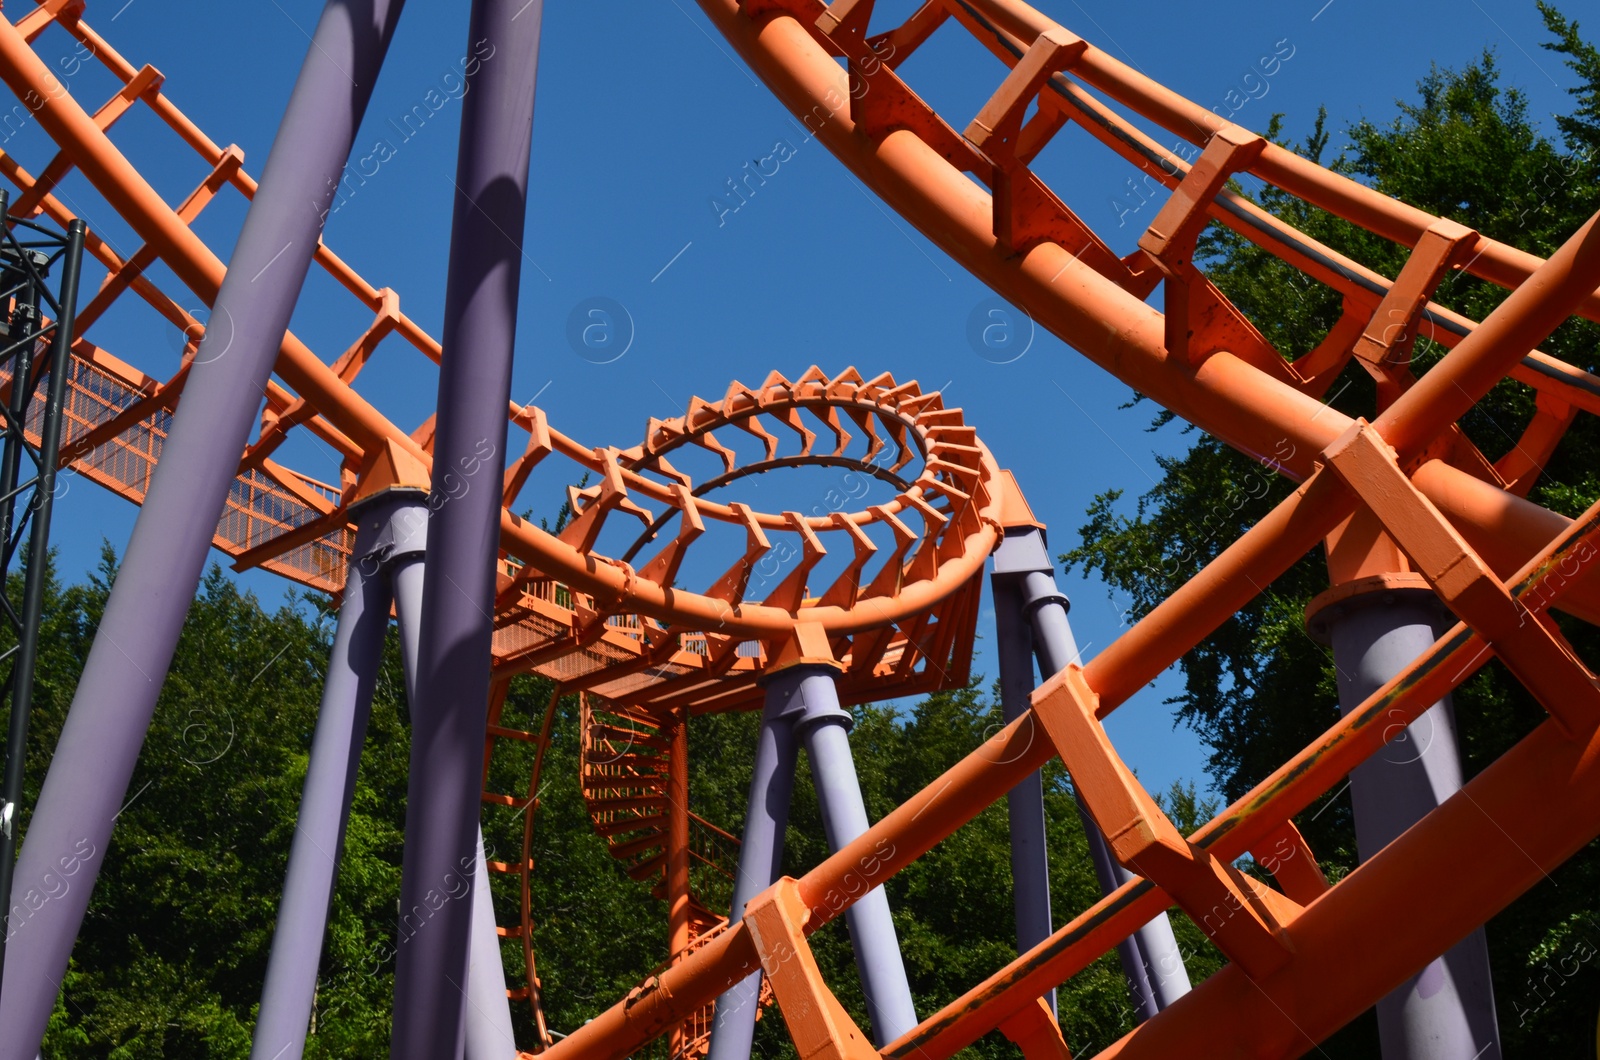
691,0,1600,632
953,0,1600,324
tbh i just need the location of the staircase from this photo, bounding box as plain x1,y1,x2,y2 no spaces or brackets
579,692,769,1058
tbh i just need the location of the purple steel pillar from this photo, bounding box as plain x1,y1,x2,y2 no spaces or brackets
989,574,1055,1017
0,5,406,1055
388,0,541,1054
789,665,918,1044
464,832,517,1060
997,526,1193,1018
1312,587,1501,1060
251,493,424,1060
708,663,917,1059
706,677,802,1060
390,546,516,1060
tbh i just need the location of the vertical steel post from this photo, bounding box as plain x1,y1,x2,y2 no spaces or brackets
995,526,1193,1019
250,495,421,1060
0,5,404,1052
666,711,692,1058
708,663,918,1058
464,832,518,1060
990,575,1055,1017
0,242,43,560
1313,587,1501,1060
0,217,84,1009
706,682,801,1060
388,0,541,1053
789,665,918,1045
388,516,515,1060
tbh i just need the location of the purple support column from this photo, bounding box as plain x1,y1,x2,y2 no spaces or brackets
990,575,1055,1017
389,0,542,1053
997,527,1193,1018
706,679,802,1060
390,534,516,1060
251,494,423,1060
708,664,917,1058
464,832,517,1060
0,5,405,1055
788,666,918,1045
1313,588,1500,1060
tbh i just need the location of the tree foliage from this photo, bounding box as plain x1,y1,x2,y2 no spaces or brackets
4,550,1217,1057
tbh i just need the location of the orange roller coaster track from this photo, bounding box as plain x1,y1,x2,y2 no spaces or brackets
0,0,1595,1057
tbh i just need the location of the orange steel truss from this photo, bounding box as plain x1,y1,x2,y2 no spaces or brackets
2,0,1600,1056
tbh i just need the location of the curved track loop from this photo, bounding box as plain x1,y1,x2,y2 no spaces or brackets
0,6,1002,639
0,4,987,1049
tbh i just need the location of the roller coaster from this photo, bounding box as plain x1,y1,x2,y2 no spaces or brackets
0,0,1598,1058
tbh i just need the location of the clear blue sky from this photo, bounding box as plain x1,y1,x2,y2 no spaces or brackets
19,0,1591,804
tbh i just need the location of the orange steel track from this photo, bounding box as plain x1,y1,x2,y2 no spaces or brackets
2,0,1600,1058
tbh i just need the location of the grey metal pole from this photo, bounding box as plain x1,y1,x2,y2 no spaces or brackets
789,665,918,1046
0,5,405,1054
998,526,1193,1016
465,832,517,1060
388,514,515,1060
251,495,418,1060
388,0,541,1054
705,681,802,1060
1316,588,1501,1060
0,217,84,1010
990,575,1056,1017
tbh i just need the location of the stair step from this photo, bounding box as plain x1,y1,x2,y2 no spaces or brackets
587,795,667,814
594,812,667,838
487,724,546,744
581,774,665,793
487,859,533,875
496,924,525,939
626,853,666,881
590,753,667,772
589,724,670,752
610,832,666,860
481,791,528,808
506,986,530,1002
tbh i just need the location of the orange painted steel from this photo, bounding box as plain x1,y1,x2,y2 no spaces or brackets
5,0,1600,1057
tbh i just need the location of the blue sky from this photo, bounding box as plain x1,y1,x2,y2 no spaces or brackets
16,0,1591,803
